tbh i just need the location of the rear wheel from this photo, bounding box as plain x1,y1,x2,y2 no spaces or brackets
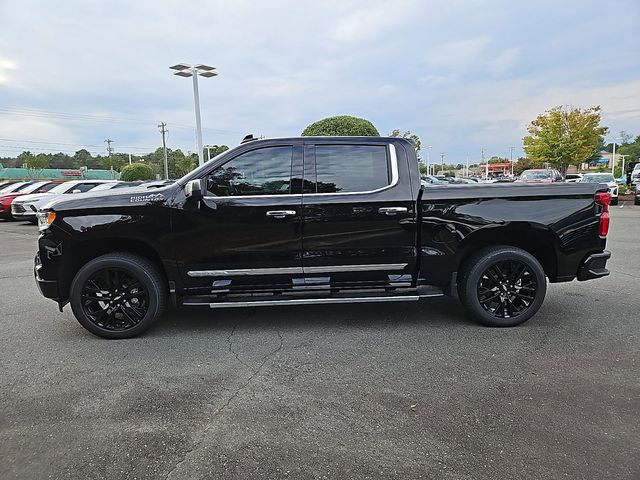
458,246,546,327
69,253,166,338
611,197,618,206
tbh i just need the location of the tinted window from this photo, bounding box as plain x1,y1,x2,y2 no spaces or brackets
314,145,390,193
206,146,293,196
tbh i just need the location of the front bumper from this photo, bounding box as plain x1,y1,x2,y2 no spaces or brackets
11,203,37,218
34,252,60,300
577,250,611,281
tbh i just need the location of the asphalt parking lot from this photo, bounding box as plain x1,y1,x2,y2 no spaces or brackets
1,206,638,480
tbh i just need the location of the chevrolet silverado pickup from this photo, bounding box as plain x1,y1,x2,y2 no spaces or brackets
34,136,612,338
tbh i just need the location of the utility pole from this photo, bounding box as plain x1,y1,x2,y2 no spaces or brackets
104,139,114,172
158,122,169,180
466,153,469,178
104,139,114,157
128,153,132,165
440,152,445,175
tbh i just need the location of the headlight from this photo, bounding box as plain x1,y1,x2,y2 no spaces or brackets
37,211,56,232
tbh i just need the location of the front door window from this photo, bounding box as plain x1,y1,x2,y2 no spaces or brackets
206,146,294,197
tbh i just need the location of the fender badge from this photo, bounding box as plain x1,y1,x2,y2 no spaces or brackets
129,193,165,203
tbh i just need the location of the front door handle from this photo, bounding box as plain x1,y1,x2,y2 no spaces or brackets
266,210,296,219
378,206,408,216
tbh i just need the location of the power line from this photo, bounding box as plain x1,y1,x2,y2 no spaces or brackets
0,137,155,150
0,106,241,134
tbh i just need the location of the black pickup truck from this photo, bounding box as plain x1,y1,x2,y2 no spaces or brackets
34,136,612,338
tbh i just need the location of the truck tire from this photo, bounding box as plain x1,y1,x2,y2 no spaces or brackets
69,253,167,339
458,246,546,327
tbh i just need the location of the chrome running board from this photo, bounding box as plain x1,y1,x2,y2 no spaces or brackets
182,286,444,309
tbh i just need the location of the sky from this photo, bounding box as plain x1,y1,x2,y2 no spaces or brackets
0,0,639,164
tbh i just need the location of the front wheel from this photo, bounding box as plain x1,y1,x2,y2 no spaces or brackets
69,253,167,338
458,246,547,327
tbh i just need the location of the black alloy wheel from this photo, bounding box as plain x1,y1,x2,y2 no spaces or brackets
458,246,547,327
80,268,150,331
70,253,166,338
476,259,537,319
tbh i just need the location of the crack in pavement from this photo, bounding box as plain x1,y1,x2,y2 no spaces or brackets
226,321,251,369
165,328,284,480
610,269,640,279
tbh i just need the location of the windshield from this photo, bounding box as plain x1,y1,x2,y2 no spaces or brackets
520,170,551,180
47,182,77,194
19,182,47,194
581,174,614,183
0,182,28,193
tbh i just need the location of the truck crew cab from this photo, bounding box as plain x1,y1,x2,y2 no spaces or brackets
35,137,612,338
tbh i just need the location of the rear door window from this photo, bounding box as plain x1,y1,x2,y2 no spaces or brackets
313,145,390,193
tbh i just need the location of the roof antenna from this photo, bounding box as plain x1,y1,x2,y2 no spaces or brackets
241,134,256,144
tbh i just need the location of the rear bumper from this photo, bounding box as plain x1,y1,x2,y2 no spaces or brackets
577,250,611,281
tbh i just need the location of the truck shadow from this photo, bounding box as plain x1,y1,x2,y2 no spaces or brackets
150,297,477,337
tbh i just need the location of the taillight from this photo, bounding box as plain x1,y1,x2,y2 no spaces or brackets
595,191,610,238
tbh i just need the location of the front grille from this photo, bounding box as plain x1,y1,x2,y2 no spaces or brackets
11,203,26,214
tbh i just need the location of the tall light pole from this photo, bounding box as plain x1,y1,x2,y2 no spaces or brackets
170,63,218,167
482,148,488,180
509,146,515,176
610,136,623,176
425,145,432,175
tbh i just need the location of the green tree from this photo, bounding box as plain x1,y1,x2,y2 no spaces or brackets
513,157,537,175
100,153,125,171
618,135,640,166
73,149,93,168
16,151,36,168
205,145,229,161
30,153,50,170
302,115,379,136
523,105,608,174
389,129,422,159
120,163,155,181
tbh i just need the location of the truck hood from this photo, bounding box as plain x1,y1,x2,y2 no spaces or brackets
42,183,178,212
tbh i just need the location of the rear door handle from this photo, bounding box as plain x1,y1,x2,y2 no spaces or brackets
378,206,408,216
266,210,296,219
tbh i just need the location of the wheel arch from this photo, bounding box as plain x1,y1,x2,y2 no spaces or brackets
457,223,559,281
58,237,169,301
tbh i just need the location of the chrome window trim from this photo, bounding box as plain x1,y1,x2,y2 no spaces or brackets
304,143,398,197
202,193,302,200
199,143,398,200
187,263,408,277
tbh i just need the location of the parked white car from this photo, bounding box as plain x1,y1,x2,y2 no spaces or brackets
580,173,619,205
11,180,116,221
564,173,583,183
631,164,640,185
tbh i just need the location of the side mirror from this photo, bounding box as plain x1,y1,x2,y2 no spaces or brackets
184,179,204,201
72,189,82,194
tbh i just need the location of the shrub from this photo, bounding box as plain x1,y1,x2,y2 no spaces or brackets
120,163,155,181
301,115,379,136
